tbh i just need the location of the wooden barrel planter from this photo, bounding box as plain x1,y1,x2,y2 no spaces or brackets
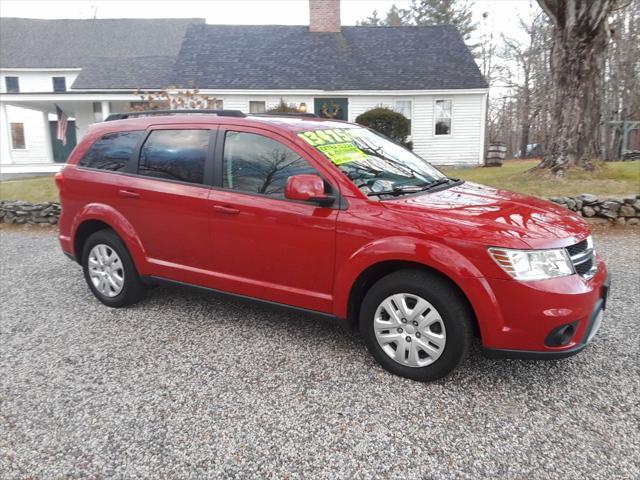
486,143,507,167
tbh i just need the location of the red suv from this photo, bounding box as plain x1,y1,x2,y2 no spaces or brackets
56,110,610,381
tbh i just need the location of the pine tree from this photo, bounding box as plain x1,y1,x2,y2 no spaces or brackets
385,5,412,26
357,9,383,26
411,0,477,42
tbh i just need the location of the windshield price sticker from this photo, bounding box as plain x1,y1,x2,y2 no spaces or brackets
298,129,356,147
298,129,367,165
316,143,368,165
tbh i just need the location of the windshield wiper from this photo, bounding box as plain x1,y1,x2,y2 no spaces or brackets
367,185,425,197
419,177,457,191
367,178,462,197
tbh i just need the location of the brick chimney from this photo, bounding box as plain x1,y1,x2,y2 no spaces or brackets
309,0,341,33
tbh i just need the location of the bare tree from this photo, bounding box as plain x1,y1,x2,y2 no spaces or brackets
534,0,624,175
499,13,551,159
602,1,640,159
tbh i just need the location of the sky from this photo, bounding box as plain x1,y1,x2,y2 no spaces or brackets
0,0,537,44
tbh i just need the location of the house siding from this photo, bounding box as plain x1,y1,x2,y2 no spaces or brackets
1,105,51,165
195,92,486,166
0,69,80,93
412,93,485,166
346,93,485,166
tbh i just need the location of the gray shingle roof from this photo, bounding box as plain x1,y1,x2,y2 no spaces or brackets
0,17,203,68
172,24,487,90
72,56,177,89
0,19,487,91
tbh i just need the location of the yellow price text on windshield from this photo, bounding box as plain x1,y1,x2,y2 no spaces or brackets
316,143,367,165
298,129,355,147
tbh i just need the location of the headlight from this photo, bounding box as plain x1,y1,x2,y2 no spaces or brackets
488,247,574,281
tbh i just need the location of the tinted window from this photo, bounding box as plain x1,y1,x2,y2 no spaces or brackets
223,131,318,198
139,129,209,185
79,130,143,171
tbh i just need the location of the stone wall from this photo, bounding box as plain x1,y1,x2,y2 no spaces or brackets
549,194,640,225
1,195,639,226
0,201,60,225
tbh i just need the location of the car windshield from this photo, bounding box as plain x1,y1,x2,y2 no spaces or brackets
298,127,450,197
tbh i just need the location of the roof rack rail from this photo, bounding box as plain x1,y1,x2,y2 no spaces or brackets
253,112,319,118
104,109,246,121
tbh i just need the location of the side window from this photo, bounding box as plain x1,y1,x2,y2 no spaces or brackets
138,129,209,185
223,131,318,198
79,130,143,171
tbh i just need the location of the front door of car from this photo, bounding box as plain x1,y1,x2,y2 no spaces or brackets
117,126,216,283
207,126,339,313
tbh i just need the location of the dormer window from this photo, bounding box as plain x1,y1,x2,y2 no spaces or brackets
5,76,19,93
53,77,66,92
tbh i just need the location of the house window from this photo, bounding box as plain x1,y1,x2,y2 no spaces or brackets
249,101,266,114
393,99,412,120
435,100,452,135
10,123,26,149
5,76,19,93
52,77,66,92
93,102,103,122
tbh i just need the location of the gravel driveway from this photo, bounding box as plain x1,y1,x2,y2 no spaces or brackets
1,227,639,479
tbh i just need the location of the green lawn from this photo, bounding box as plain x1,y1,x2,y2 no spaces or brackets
443,160,640,198
0,160,638,203
0,175,59,203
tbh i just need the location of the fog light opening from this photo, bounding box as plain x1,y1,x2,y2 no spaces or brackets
545,322,578,347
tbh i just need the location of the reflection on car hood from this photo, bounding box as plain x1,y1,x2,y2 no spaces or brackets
384,182,590,249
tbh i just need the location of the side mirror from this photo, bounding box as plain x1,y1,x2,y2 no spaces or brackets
285,174,335,207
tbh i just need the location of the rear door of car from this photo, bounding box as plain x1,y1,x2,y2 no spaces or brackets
206,125,340,313
114,124,217,283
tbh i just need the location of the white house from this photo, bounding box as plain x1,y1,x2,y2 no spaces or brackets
0,0,488,176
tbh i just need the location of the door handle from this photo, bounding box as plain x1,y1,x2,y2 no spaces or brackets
212,205,240,215
118,189,140,199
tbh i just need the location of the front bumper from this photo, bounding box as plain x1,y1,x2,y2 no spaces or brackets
479,259,610,359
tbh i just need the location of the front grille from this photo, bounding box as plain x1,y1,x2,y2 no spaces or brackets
575,257,594,276
566,236,597,279
566,239,588,257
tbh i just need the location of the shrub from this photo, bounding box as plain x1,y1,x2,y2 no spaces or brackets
267,98,300,113
355,107,411,149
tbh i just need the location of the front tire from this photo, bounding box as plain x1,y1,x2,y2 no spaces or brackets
81,229,145,307
359,269,473,381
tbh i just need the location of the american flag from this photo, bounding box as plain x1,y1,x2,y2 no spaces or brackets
55,104,68,146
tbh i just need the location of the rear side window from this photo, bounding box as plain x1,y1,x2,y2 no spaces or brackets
79,131,143,171
223,131,318,198
138,130,209,185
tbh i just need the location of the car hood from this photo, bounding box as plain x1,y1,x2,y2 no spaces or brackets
383,182,590,249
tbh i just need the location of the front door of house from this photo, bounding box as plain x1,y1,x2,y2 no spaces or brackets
48,120,77,162
314,98,348,121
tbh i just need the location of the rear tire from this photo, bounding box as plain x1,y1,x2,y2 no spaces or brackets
359,269,472,381
81,229,145,307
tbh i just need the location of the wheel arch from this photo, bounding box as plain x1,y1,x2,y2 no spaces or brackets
71,204,148,272
334,236,496,339
346,260,481,338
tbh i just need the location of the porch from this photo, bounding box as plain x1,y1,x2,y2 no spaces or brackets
0,92,139,175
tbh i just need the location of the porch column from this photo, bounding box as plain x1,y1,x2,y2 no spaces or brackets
101,101,111,120
42,111,55,163
0,103,11,165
